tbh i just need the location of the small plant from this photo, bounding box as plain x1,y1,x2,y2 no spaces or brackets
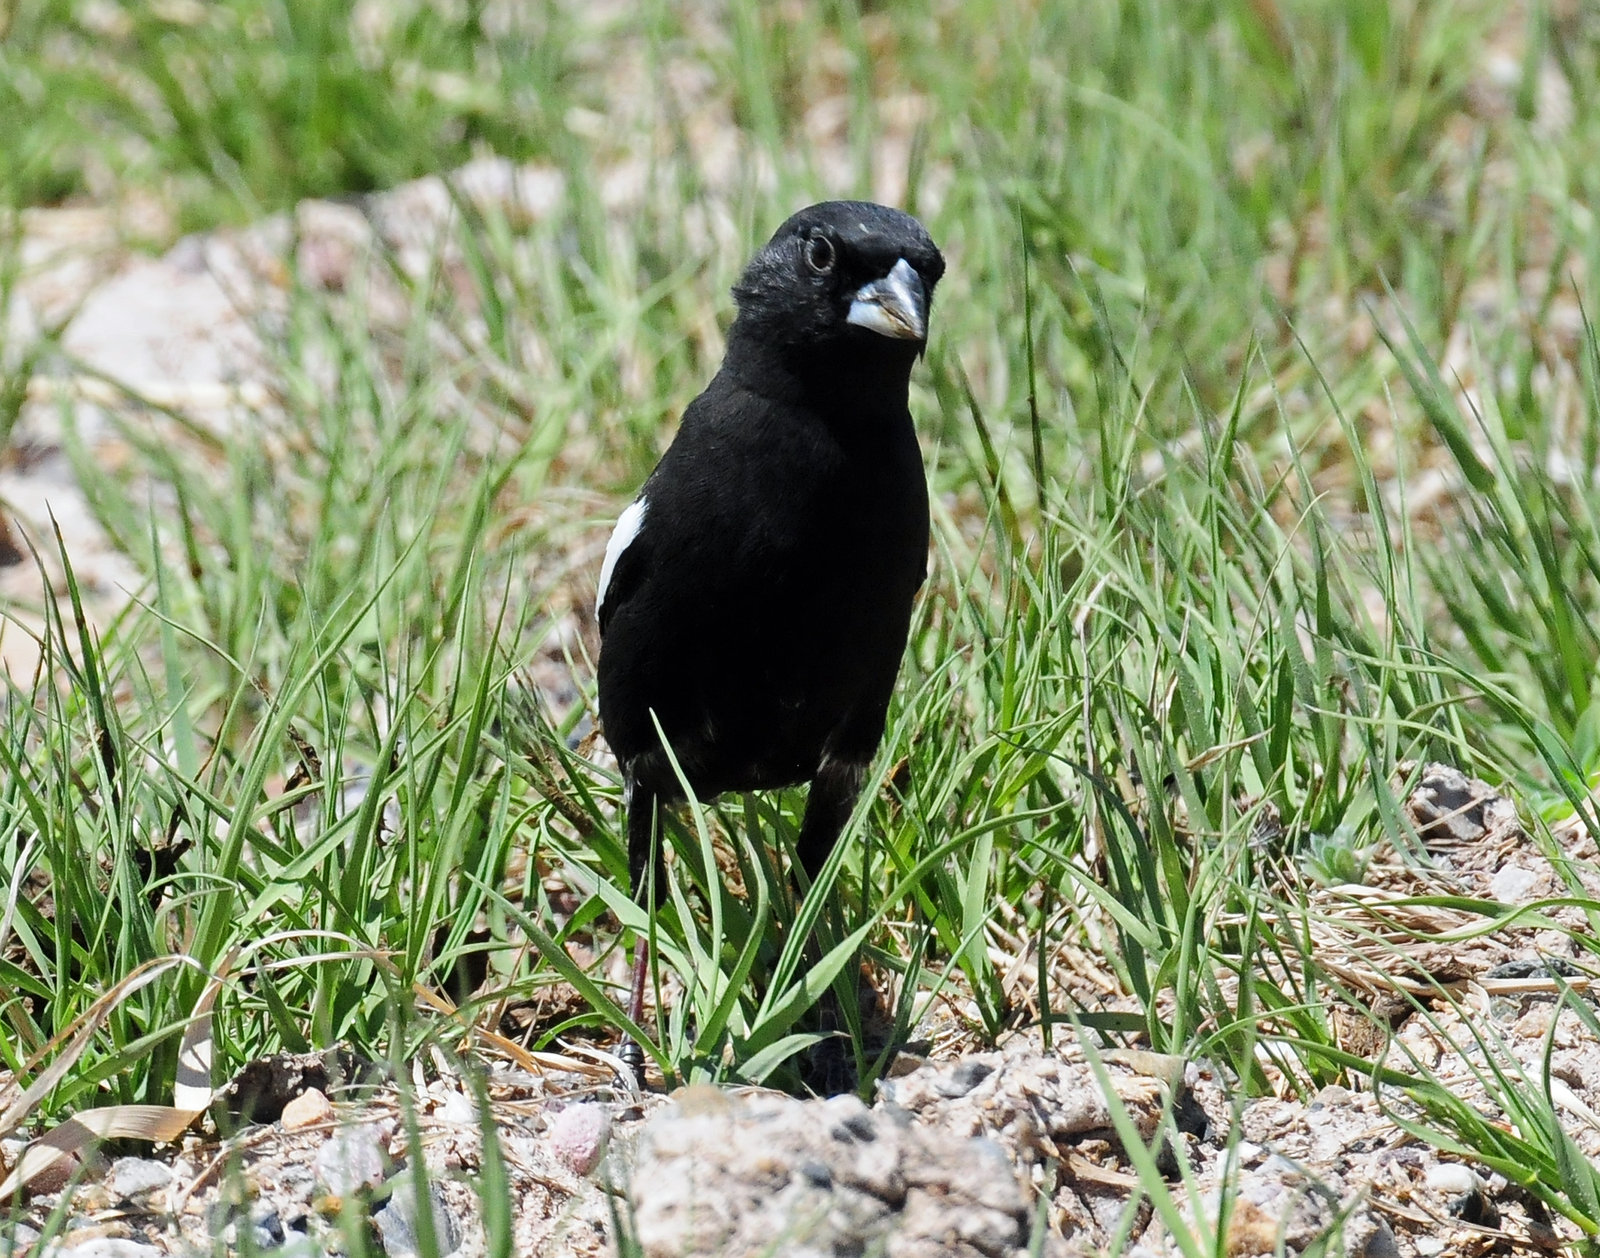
1301,823,1374,887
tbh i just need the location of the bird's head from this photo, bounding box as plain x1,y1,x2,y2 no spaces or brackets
728,202,945,368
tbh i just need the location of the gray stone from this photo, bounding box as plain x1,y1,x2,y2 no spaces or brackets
251,1206,286,1248
107,1156,173,1200
932,1058,994,1099
1,1222,43,1256
314,1122,388,1197
1348,1214,1402,1258
372,1168,461,1258
1405,763,1519,847
43,1242,166,1258
630,1088,1027,1258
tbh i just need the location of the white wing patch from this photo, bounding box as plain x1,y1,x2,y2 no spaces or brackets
597,497,648,617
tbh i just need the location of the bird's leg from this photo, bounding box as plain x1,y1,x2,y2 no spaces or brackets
618,780,661,1081
795,757,866,881
795,757,871,1095
623,934,648,1059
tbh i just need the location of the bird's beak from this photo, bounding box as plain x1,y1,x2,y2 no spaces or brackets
846,258,928,342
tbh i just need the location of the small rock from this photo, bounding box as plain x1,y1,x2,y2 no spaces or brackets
828,1100,879,1144
632,1087,1026,1257
372,1169,461,1258
932,1058,994,1099
1486,957,1579,979
1425,1161,1498,1226
1347,1213,1402,1258
281,1087,334,1131
314,1123,388,1197
43,1242,165,1258
1424,1162,1481,1196
220,1052,338,1124
1514,1005,1555,1037
546,1103,612,1178
1310,1084,1352,1109
1405,763,1518,847
1489,863,1541,903
1171,1158,1393,1258
437,1090,475,1125
251,1207,285,1248
107,1157,173,1200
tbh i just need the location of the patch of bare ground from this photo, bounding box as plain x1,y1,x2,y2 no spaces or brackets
2,764,1595,1257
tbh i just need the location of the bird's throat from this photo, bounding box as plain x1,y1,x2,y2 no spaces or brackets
726,329,919,418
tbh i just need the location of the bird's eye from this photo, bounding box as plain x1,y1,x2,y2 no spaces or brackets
805,235,836,275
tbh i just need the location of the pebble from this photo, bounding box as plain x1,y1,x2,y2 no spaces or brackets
107,1158,172,1200
42,1242,165,1258
251,1207,285,1248
1310,1083,1352,1109
372,1169,461,1258
545,1103,612,1177
280,1087,334,1131
932,1058,993,1099
1490,864,1541,902
313,1123,388,1196
1353,1216,1403,1258
1424,1162,1482,1195
438,1090,475,1125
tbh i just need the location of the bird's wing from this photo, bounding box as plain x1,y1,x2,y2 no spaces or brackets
596,495,650,635
596,384,763,636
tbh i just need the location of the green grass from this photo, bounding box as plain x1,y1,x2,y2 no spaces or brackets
0,0,579,228
5,0,1600,1248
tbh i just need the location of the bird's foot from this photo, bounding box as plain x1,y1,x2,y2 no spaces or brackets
615,934,651,1089
615,1036,647,1090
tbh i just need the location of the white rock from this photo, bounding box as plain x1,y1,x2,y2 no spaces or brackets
45,1242,165,1258
1424,1160,1482,1196
438,1089,476,1125
314,1122,388,1196
108,1155,173,1198
1489,863,1541,903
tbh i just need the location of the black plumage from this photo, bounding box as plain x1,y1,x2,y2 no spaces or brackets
595,201,944,1063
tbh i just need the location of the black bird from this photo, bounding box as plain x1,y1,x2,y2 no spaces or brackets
595,200,944,1070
